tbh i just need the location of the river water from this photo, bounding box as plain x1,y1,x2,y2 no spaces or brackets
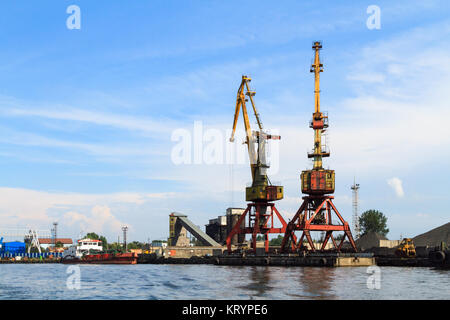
0,264,448,300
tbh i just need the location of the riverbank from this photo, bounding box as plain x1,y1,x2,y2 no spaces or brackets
0,258,60,264
2,253,448,269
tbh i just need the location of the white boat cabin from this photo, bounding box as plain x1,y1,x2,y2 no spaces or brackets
63,238,103,258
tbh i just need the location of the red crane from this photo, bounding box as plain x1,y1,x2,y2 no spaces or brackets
280,42,357,253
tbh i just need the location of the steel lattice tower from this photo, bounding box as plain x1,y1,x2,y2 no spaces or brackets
52,222,58,248
122,226,128,252
351,180,360,239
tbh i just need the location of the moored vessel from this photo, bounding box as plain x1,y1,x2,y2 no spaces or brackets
62,252,137,264
62,237,137,264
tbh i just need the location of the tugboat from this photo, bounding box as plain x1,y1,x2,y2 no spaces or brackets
62,238,137,264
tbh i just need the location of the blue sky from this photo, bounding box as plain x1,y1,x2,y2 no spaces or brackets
0,0,449,242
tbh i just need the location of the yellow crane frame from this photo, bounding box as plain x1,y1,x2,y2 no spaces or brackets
229,75,282,202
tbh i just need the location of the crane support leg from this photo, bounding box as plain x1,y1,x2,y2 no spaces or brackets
226,203,291,254
280,195,357,253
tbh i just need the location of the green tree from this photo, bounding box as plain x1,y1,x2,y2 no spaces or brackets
99,236,108,249
334,234,344,241
269,235,284,246
85,232,99,240
359,210,389,237
127,241,145,249
108,242,122,253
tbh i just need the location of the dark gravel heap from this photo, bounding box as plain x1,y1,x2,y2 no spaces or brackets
355,232,388,251
413,222,450,247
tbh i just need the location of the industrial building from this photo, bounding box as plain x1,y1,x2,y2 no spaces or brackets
165,212,224,258
39,238,73,251
168,212,219,247
205,208,245,245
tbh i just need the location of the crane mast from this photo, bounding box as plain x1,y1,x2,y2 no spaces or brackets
310,41,330,169
302,41,334,195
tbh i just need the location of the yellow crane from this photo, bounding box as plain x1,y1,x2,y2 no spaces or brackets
230,75,283,202
227,76,289,254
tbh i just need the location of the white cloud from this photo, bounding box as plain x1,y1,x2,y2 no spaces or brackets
0,95,175,136
0,187,177,240
415,213,429,218
387,177,405,198
0,128,162,158
63,205,124,236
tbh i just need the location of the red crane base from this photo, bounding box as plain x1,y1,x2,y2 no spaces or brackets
280,195,357,253
226,202,296,254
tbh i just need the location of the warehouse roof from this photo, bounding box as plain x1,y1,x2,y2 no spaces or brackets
38,238,73,245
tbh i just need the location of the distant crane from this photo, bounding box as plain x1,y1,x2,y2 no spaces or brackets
24,230,42,254
226,76,293,254
0,227,50,254
0,229,43,254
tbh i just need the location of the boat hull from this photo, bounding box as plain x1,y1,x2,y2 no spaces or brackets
62,252,137,265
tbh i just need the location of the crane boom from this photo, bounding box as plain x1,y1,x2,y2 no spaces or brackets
230,76,263,142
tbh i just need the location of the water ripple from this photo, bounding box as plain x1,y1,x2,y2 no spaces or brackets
0,264,448,299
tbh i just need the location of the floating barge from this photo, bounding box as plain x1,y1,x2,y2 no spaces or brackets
375,257,432,267
0,253,447,268
215,253,375,267
137,252,375,267
62,252,138,264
